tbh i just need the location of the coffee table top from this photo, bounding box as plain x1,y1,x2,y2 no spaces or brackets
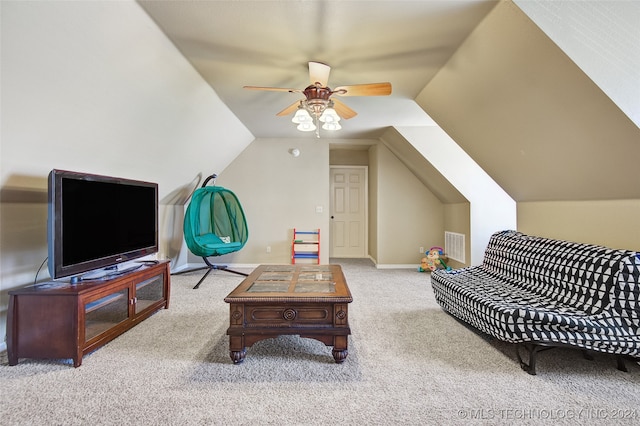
225,264,352,303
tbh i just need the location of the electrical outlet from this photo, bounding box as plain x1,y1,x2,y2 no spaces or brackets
266,246,271,253
419,246,424,253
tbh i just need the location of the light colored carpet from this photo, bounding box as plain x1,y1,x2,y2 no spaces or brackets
1,258,638,425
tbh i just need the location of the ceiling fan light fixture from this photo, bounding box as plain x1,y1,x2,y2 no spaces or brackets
297,122,317,132
322,121,342,131
292,107,313,124
244,62,392,137
319,106,340,123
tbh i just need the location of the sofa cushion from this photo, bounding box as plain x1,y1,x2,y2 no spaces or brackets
482,231,634,315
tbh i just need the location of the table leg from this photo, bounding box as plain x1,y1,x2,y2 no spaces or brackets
229,335,246,364
230,348,246,364
332,335,348,363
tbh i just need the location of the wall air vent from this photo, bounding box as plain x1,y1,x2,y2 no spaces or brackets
445,231,465,263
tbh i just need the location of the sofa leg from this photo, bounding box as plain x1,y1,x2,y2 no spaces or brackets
617,356,628,372
517,343,542,375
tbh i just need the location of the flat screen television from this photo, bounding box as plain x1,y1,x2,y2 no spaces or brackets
48,169,158,282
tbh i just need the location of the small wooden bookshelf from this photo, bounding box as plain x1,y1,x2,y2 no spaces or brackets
291,228,320,264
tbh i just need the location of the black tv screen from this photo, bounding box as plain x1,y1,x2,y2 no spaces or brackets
48,169,158,281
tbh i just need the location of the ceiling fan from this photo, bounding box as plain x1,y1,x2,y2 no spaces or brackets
243,62,392,134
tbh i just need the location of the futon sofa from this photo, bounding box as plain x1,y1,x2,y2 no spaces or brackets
431,230,640,374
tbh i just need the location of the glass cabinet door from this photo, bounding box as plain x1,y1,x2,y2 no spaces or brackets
135,274,165,314
84,288,129,342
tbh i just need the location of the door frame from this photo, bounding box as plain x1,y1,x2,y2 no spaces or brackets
329,166,369,258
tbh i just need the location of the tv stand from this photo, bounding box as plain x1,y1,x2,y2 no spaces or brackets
7,260,170,367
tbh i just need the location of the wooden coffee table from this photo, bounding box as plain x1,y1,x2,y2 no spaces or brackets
224,264,352,364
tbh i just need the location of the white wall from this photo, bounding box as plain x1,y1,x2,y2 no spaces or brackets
205,138,331,266
0,1,254,347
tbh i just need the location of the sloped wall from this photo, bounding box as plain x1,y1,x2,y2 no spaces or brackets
0,1,253,344
515,0,640,128
372,143,445,267
417,1,640,202
415,0,640,250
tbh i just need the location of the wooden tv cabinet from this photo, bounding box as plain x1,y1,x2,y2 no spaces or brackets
7,260,170,367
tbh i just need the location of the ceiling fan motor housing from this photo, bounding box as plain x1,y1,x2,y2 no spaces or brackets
304,85,332,100
304,85,333,116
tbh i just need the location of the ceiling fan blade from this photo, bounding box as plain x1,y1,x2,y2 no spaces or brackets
309,62,331,87
243,86,301,93
332,98,357,120
333,82,392,97
276,101,301,117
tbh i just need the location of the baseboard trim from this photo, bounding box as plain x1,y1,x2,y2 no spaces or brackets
376,264,420,270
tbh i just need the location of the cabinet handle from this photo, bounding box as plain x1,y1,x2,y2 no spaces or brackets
130,297,137,305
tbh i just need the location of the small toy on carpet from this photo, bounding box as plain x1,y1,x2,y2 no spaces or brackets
419,246,451,272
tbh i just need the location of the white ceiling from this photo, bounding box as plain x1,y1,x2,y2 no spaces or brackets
137,0,498,139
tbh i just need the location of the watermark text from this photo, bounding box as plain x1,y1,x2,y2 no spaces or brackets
456,408,638,421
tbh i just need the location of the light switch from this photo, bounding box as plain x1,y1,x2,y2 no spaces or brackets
316,206,323,213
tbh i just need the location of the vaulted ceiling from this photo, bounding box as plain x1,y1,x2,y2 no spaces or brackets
137,0,497,139
138,0,640,203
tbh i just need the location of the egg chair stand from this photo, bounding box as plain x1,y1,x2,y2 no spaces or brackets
180,257,248,290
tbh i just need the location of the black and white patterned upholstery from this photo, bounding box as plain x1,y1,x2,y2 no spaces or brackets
431,230,640,357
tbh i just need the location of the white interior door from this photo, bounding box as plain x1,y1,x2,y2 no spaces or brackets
330,167,367,258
